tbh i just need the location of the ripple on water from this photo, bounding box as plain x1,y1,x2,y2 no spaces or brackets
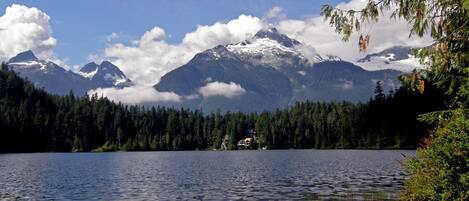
0,150,414,200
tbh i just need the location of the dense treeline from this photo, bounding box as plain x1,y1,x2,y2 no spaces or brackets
322,0,469,199
0,64,446,152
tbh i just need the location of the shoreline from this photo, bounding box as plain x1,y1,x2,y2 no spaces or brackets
0,148,417,154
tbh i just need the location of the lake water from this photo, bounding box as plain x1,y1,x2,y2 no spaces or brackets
0,150,414,200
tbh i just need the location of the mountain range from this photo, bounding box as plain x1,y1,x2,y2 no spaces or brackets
78,61,132,88
355,46,422,72
155,28,403,112
6,50,132,95
5,28,420,112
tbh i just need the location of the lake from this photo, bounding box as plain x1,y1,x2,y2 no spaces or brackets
0,150,414,200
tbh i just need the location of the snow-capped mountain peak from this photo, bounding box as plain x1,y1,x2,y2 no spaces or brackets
227,28,301,55
6,51,133,95
99,61,132,86
7,50,59,72
80,62,99,73
227,37,297,55
78,61,132,87
8,50,38,63
223,28,330,68
79,62,99,78
155,28,402,112
253,27,301,48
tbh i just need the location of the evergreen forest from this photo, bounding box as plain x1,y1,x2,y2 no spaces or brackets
0,63,446,152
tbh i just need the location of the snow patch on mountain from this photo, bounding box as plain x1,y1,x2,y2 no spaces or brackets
227,37,297,55
154,29,403,112
356,54,422,72
355,46,423,72
8,60,47,70
78,68,98,78
8,54,66,74
297,71,306,76
104,73,130,86
6,50,134,95
79,61,132,88
223,28,331,69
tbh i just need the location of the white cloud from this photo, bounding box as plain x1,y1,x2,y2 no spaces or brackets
98,15,263,104
103,14,264,86
96,1,434,104
264,6,287,24
276,0,433,61
185,93,201,100
0,4,57,62
88,86,181,104
138,27,166,45
87,53,104,63
0,1,433,105
102,0,434,92
265,6,284,19
182,15,263,50
338,79,354,90
105,32,123,43
198,81,246,99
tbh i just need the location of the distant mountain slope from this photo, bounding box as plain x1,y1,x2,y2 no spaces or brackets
155,28,402,112
355,46,423,72
7,51,95,95
79,61,132,88
292,61,400,103
7,50,132,95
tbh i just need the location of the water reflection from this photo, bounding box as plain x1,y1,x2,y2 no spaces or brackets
0,150,413,200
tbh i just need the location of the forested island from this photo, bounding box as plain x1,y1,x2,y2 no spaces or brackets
0,63,445,152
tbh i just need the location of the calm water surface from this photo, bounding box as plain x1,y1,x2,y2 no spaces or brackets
0,150,414,200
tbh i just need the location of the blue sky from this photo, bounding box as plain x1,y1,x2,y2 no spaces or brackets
0,0,343,64
0,0,433,104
